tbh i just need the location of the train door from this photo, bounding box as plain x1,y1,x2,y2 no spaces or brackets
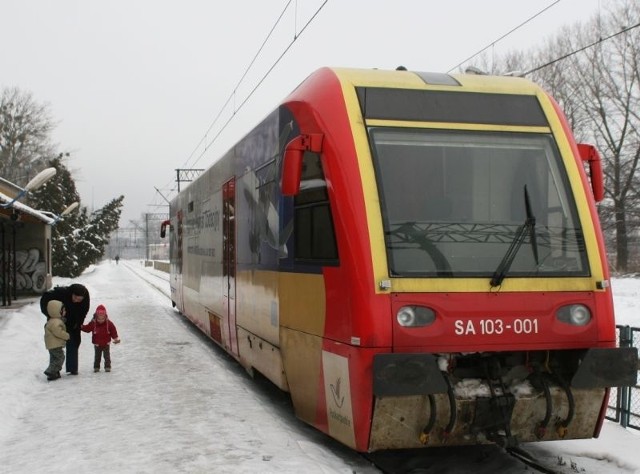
174,211,185,311
223,179,238,356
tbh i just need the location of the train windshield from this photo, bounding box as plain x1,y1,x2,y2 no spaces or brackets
369,128,589,278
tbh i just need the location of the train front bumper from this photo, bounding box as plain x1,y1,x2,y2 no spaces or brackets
369,348,638,450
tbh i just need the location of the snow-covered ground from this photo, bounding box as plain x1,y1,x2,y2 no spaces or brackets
0,261,638,473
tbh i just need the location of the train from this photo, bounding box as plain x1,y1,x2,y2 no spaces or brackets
160,67,638,452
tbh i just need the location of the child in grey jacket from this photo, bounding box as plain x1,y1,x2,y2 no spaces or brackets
44,300,70,381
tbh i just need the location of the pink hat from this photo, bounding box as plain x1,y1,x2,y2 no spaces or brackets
95,304,107,315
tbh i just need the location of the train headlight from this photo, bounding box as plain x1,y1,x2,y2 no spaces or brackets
557,304,591,326
397,306,436,327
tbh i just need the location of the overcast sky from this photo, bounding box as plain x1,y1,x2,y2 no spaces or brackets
1,0,607,225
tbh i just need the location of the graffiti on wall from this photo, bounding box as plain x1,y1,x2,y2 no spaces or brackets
1,248,47,294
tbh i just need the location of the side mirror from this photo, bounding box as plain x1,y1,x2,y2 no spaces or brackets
160,219,171,238
577,144,604,202
281,134,323,196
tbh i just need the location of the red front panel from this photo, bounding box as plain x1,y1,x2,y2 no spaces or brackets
391,290,616,352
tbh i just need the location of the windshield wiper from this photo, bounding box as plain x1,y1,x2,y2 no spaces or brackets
490,186,539,287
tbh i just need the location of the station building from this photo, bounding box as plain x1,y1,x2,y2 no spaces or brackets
0,177,54,306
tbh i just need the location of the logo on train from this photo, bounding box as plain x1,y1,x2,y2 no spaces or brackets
330,377,345,408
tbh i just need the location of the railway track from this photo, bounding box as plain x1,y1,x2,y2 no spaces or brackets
506,447,564,474
363,444,566,474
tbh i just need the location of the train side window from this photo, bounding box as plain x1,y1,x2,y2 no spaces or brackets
294,152,338,264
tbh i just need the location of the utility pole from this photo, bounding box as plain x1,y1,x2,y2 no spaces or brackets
145,213,150,261
131,213,167,261
129,220,143,259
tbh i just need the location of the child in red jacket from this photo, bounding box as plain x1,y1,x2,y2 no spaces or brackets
81,304,121,372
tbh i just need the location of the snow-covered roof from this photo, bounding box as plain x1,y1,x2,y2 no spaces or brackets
0,191,55,225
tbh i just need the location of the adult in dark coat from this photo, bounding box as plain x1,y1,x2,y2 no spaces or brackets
40,283,90,375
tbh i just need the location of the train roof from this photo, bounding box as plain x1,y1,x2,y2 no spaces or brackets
315,66,543,95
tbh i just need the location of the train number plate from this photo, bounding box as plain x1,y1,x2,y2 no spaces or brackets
454,318,539,336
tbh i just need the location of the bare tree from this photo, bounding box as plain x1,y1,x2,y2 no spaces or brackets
565,1,640,272
0,86,57,185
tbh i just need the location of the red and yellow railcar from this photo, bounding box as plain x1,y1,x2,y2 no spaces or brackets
162,67,637,451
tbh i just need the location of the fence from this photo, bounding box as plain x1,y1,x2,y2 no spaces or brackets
146,260,169,273
606,325,640,430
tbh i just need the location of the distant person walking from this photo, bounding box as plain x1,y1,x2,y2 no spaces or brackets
43,300,70,381
81,304,121,372
40,283,90,375
115,255,120,265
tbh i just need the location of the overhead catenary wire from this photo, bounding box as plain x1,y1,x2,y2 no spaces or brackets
447,0,640,78
192,0,328,168
524,21,640,75
446,0,562,73
147,0,328,216
182,0,297,171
